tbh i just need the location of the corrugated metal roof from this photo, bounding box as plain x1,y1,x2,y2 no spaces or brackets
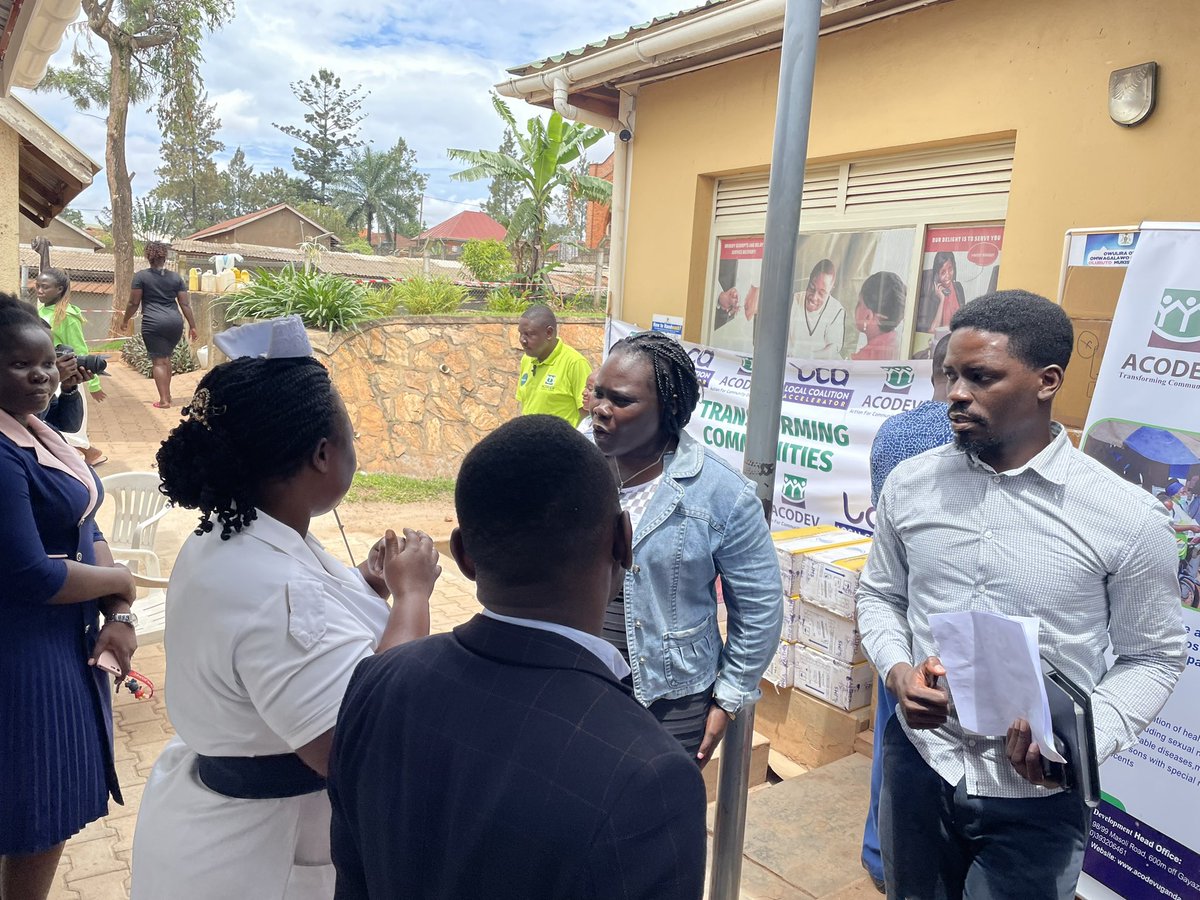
507,1,731,75
172,238,468,282
19,246,148,275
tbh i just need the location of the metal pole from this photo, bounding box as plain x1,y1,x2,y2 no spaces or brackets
709,1,822,896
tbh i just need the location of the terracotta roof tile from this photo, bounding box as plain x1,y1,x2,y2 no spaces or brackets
417,211,506,243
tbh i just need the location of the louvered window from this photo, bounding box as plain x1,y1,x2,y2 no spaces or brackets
714,141,1013,225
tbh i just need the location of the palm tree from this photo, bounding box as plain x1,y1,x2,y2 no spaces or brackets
335,145,418,250
448,95,612,283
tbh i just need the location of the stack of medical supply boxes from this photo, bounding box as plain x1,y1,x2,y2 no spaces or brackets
768,526,875,711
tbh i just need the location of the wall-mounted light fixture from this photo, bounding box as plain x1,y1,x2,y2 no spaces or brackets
1109,62,1158,127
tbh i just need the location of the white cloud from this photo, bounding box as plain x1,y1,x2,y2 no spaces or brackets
23,0,676,224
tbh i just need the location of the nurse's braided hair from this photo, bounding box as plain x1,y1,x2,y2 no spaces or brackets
156,356,339,540
609,331,700,437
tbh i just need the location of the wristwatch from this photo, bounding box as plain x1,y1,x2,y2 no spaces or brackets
716,700,739,721
106,611,138,629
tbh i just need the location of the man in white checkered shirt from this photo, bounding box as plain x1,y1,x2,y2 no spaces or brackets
857,290,1184,900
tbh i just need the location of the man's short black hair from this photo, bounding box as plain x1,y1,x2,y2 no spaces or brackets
950,290,1073,370
456,415,617,587
520,303,556,330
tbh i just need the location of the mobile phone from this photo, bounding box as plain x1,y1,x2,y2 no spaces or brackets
95,650,123,677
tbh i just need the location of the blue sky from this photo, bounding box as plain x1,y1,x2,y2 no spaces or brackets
16,0,673,228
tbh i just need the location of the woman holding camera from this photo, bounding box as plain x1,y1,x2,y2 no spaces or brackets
0,294,137,899
121,241,197,409
35,268,107,466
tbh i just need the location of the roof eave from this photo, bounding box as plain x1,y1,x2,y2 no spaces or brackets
498,0,954,107
1,0,84,97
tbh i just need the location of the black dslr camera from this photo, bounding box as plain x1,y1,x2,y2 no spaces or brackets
55,344,109,376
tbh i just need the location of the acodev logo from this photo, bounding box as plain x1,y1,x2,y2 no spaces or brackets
738,357,754,376
781,474,808,507
880,366,915,394
1149,289,1200,353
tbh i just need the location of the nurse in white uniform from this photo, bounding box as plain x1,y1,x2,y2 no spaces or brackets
131,319,441,900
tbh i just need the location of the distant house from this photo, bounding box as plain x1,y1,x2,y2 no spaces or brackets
186,204,335,249
20,215,105,250
417,211,506,258
584,152,614,251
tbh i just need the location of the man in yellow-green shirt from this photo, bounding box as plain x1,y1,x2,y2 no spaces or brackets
516,305,591,426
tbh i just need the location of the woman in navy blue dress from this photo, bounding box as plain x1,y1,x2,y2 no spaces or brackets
0,296,137,898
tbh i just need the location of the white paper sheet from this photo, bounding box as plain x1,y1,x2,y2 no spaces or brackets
928,610,1065,763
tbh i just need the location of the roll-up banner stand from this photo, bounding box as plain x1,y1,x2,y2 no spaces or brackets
1072,223,1200,900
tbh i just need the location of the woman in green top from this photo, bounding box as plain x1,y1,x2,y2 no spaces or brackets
36,269,107,466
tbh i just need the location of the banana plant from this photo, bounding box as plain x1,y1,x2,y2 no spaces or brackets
449,94,612,284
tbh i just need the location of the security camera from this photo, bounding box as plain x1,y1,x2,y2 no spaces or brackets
618,128,633,143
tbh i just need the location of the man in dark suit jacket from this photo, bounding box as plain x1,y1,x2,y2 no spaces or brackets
328,415,707,900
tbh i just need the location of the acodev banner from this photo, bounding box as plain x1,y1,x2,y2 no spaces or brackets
1076,227,1200,900
606,319,933,534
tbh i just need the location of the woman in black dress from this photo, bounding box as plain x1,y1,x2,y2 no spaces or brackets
122,242,198,409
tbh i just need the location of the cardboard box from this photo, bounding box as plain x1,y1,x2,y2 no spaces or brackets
792,646,874,711
1058,318,1112,429
774,526,870,598
1060,265,1126,319
764,640,794,689
799,545,871,618
756,677,873,768
793,598,865,664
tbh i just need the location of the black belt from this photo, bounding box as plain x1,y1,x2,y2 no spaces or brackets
196,753,326,799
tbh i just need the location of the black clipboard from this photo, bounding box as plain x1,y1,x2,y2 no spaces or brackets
1041,656,1101,808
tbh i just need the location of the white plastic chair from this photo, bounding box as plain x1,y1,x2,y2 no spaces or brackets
120,548,168,638
101,472,171,641
100,472,171,558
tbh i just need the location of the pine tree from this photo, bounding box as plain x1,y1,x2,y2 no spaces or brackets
151,91,225,233
484,127,523,226
273,69,368,204
221,147,256,218
248,167,310,209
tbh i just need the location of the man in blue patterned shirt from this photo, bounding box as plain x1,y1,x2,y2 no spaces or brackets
860,333,953,892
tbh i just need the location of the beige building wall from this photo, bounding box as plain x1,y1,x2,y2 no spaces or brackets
228,212,331,248
621,0,1200,338
19,216,101,249
0,123,20,293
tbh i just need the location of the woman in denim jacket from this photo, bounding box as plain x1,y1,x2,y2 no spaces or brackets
591,332,783,764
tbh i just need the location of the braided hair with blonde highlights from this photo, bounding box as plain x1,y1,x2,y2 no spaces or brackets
156,356,340,539
609,331,701,437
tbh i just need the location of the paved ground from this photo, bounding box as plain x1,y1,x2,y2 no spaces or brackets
49,360,877,899
49,362,481,899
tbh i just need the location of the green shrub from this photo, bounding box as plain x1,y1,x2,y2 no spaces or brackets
225,266,370,331
391,276,467,315
558,289,602,312
339,237,375,255
460,239,514,283
120,332,197,378
485,285,533,314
